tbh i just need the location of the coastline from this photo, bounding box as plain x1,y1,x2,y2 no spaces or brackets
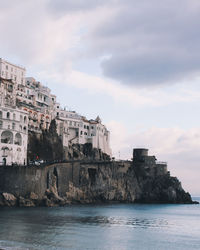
0,153,198,207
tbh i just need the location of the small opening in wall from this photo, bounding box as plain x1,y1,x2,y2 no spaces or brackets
88,168,96,186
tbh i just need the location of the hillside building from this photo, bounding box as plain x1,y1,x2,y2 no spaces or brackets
0,58,112,164
0,77,28,165
0,58,26,86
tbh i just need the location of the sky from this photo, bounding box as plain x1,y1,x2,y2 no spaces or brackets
0,0,200,195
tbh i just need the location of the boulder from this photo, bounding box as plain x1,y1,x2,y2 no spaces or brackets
2,192,17,206
19,196,35,207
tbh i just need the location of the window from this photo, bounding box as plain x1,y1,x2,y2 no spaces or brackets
12,123,15,130
6,65,8,70
84,125,86,129
14,133,22,146
13,113,16,120
87,126,89,130
7,112,10,119
80,131,83,135
0,111,2,119
1,130,13,144
91,126,94,129
0,120,3,129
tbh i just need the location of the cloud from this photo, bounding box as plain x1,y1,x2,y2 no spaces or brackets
47,0,108,14
0,0,82,66
106,122,200,195
2,0,200,88
86,0,200,86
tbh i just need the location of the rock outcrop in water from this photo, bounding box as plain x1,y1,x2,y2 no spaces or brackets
0,148,197,206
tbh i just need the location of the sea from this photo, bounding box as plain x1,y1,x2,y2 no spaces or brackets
0,198,199,250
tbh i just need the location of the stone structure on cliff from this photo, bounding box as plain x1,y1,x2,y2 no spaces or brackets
0,147,197,207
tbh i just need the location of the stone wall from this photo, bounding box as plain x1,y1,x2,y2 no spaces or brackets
0,159,196,206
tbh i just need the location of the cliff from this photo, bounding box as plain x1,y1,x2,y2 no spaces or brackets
0,157,197,207
0,125,197,207
28,120,110,163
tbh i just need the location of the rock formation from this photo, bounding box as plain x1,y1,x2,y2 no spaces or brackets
0,148,198,206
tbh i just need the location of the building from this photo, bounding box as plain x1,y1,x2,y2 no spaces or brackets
0,58,26,86
57,109,112,156
0,77,28,165
133,148,168,176
0,58,112,164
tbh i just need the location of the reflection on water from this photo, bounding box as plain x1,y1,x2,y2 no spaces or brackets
0,201,199,250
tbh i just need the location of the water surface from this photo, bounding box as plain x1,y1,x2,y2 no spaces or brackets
0,198,199,250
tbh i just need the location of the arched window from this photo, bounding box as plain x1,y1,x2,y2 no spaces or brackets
1,131,13,144
13,113,16,120
15,133,22,146
1,147,9,158
7,112,10,119
24,116,27,123
0,120,3,129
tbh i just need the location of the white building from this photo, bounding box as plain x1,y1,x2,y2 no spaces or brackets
0,58,26,86
0,58,112,160
57,109,112,156
0,76,28,165
0,107,28,165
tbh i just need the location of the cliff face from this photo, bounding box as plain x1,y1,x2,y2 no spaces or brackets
28,120,64,162
0,159,196,207
65,162,193,204
28,120,110,163
0,126,196,206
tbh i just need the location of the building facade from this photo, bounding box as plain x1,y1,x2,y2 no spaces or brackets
0,58,112,165
0,58,26,86
0,77,28,165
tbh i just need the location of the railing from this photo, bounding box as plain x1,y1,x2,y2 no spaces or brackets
0,159,113,168
156,161,167,165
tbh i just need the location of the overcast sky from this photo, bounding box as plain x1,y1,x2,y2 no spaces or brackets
1,0,200,195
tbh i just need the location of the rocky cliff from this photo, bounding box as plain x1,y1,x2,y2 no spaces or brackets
0,124,197,207
0,156,197,207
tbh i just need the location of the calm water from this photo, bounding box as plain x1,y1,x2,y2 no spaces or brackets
0,198,199,250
